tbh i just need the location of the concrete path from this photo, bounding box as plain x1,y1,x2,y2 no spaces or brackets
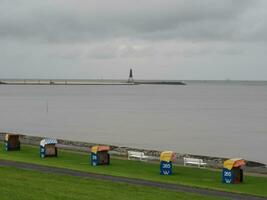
0,159,266,200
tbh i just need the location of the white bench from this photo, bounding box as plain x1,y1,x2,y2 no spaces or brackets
183,157,207,167
128,151,148,161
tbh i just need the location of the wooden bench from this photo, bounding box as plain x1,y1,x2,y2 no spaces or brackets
128,151,148,161
183,157,207,167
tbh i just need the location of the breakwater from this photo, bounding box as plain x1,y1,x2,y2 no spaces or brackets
0,79,185,85
0,133,265,174
135,80,186,85
0,79,136,85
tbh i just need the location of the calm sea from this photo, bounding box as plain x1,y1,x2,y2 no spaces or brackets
0,81,267,164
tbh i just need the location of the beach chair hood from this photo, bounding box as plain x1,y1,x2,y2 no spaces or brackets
160,151,176,162
5,134,20,141
40,138,58,147
91,145,110,154
223,158,246,170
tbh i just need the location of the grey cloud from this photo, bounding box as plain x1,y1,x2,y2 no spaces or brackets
0,0,260,43
118,44,156,58
84,42,156,59
1,0,267,80
85,43,118,59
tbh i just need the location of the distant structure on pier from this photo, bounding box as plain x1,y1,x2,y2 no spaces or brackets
127,69,134,83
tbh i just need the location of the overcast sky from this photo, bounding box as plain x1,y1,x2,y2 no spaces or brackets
0,0,267,80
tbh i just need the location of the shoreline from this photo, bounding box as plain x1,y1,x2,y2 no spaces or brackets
0,132,266,175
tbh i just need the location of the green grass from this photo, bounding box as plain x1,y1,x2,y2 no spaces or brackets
0,167,226,200
0,143,266,197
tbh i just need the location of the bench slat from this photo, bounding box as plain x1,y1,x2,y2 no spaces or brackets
128,151,148,161
183,157,207,167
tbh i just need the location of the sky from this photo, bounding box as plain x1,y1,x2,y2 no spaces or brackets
0,0,267,80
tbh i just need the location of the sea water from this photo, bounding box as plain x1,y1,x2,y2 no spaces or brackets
0,81,266,164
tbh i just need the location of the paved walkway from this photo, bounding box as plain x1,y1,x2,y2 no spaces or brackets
0,159,266,200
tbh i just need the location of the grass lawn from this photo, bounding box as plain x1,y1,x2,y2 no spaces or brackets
0,143,266,197
0,167,226,200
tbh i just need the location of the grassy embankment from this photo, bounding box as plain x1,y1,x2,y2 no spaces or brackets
0,167,226,200
0,144,266,197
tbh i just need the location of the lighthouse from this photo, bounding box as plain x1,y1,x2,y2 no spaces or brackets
127,69,134,83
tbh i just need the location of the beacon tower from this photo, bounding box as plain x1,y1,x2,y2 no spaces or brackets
128,69,134,83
